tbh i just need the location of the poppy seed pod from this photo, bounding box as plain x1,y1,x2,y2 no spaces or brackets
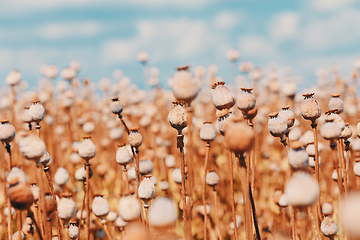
7,167,26,184
278,106,295,128
353,162,360,176
320,117,341,141
44,65,58,79
268,112,288,138
38,150,51,167
285,171,319,207
200,122,216,142
116,145,132,167
289,127,302,141
159,180,169,190
282,79,297,98
356,120,360,138
168,102,188,131
138,176,155,206
75,167,93,181
6,69,21,86
69,152,82,164
106,211,117,222
118,194,141,222
54,167,69,186
326,110,345,131
227,48,239,62
137,51,149,63
12,231,25,240
301,93,321,121
305,142,319,157
322,202,333,216
340,123,352,140
82,122,95,134
165,155,175,168
288,141,309,171
237,88,256,113
148,197,177,227
58,193,76,222
172,168,182,184
171,66,199,104
4,207,15,217
128,128,142,148
8,179,34,210
29,101,45,123
22,108,32,123
69,223,79,239
329,94,343,114
212,82,235,110
309,156,321,169
224,120,254,155
116,216,128,228
217,108,236,135
279,194,289,207
0,120,16,144
61,67,76,80
92,195,110,219
139,160,153,175
206,171,219,187
110,98,123,115
19,134,46,162
79,137,96,161
30,184,39,202
321,216,338,238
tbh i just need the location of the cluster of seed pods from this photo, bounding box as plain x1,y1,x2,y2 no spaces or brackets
2,51,360,240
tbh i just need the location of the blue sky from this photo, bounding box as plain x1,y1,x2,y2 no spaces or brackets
0,0,360,90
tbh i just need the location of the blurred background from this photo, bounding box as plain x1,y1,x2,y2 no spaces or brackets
0,0,359,89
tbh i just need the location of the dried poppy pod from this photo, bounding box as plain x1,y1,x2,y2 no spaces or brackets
12,231,25,240
224,120,254,155
19,134,46,162
278,106,295,128
79,137,96,161
200,122,216,142
212,82,235,110
29,101,45,123
58,193,76,222
138,176,155,207
137,51,149,63
118,192,141,222
322,202,333,216
321,216,338,239
69,222,79,240
326,110,345,131
38,150,51,167
30,183,39,202
285,171,319,207
168,103,187,133
329,93,343,114
54,167,69,186
116,144,132,168
268,112,288,138
7,167,26,184
45,193,56,215
21,217,34,236
106,211,117,222
206,171,219,187
282,78,297,99
217,108,237,135
340,123,352,140
22,108,32,124
82,122,95,134
148,197,177,228
0,120,15,144
92,195,110,219
171,65,199,104
165,155,175,168
289,127,302,141
305,142,319,158
243,105,258,120
139,160,154,175
61,67,76,80
356,120,360,138
75,166,93,181
6,69,21,86
227,48,239,62
237,88,256,113
8,177,34,210
128,128,143,148
301,93,321,122
110,98,123,115
354,162,360,176
279,194,289,208
288,141,309,171
320,117,341,141
44,65,58,79
172,168,182,184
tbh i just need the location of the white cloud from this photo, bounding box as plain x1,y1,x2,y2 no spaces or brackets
301,9,360,50
100,18,219,65
239,35,279,58
37,21,101,40
213,11,241,29
269,12,300,41
311,0,355,12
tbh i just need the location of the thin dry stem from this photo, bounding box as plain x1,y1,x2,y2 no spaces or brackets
228,150,239,240
202,142,210,240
